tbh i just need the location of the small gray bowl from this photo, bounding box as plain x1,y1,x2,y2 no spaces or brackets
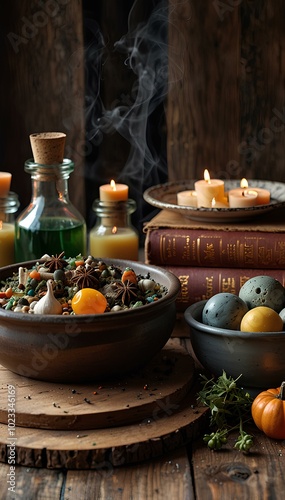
0,259,181,383
184,300,285,394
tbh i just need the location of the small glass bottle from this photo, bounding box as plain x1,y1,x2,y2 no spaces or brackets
15,159,87,261
89,199,139,260
0,191,20,267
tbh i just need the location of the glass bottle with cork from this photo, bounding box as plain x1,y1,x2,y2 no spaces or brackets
15,133,86,261
0,172,20,267
89,180,139,260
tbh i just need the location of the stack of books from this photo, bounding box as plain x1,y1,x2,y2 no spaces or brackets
143,207,285,312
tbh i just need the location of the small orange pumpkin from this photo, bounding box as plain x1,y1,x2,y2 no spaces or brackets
251,381,285,439
121,267,137,285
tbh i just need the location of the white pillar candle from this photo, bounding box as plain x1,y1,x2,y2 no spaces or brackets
228,189,258,208
99,180,129,201
177,190,197,207
194,170,225,208
249,187,270,205
229,179,270,207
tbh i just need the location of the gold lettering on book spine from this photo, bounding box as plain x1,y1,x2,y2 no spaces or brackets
202,276,214,300
221,278,236,294
178,275,189,303
243,243,254,265
182,236,191,261
204,243,215,263
161,236,177,260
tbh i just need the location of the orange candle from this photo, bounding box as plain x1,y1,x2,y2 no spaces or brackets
0,172,12,198
249,187,270,205
99,180,129,201
195,170,225,208
177,190,197,207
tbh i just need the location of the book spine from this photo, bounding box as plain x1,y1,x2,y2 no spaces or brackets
145,228,285,269
164,265,285,312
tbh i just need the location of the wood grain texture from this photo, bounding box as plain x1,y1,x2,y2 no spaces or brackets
0,340,194,430
0,0,85,216
1,427,284,499
0,447,194,499
0,466,65,500
0,387,207,469
0,336,285,497
239,0,285,180
167,0,285,184
0,340,208,469
63,447,194,500
192,424,285,500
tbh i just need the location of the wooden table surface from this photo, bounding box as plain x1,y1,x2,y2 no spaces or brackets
1,329,284,500
1,424,284,500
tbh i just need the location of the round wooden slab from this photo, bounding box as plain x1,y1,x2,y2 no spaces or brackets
0,340,194,430
0,340,208,468
0,387,208,469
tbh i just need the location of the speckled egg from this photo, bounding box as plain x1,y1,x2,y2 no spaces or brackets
202,293,248,330
239,275,285,313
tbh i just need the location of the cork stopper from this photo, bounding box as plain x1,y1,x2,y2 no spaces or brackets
30,132,66,165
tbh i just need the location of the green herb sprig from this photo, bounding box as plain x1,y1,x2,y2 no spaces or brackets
198,370,254,452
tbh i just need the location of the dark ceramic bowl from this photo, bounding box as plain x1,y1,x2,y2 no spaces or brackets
0,259,180,383
185,300,285,394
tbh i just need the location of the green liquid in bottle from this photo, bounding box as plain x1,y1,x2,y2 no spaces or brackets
15,218,86,261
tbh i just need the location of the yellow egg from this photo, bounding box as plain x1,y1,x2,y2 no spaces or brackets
71,288,107,315
240,306,283,332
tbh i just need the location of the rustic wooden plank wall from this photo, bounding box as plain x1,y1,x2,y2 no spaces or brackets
2,1,284,226
83,0,168,232
0,0,85,215
167,0,285,183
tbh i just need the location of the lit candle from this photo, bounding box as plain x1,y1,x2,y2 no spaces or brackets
0,172,12,198
89,227,139,260
244,181,270,205
228,188,258,208
252,188,270,205
89,183,139,260
177,190,197,207
211,197,229,208
0,221,15,267
99,180,129,201
194,170,225,208
228,178,270,206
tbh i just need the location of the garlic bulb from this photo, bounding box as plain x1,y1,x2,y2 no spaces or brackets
138,279,156,293
18,267,29,287
33,280,62,315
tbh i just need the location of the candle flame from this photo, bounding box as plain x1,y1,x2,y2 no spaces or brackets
242,189,257,198
204,169,211,183
110,180,116,191
0,221,2,230
211,197,216,207
112,226,118,234
240,178,248,189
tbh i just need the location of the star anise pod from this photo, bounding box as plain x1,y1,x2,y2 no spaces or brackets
112,280,139,305
43,252,68,272
70,265,100,289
